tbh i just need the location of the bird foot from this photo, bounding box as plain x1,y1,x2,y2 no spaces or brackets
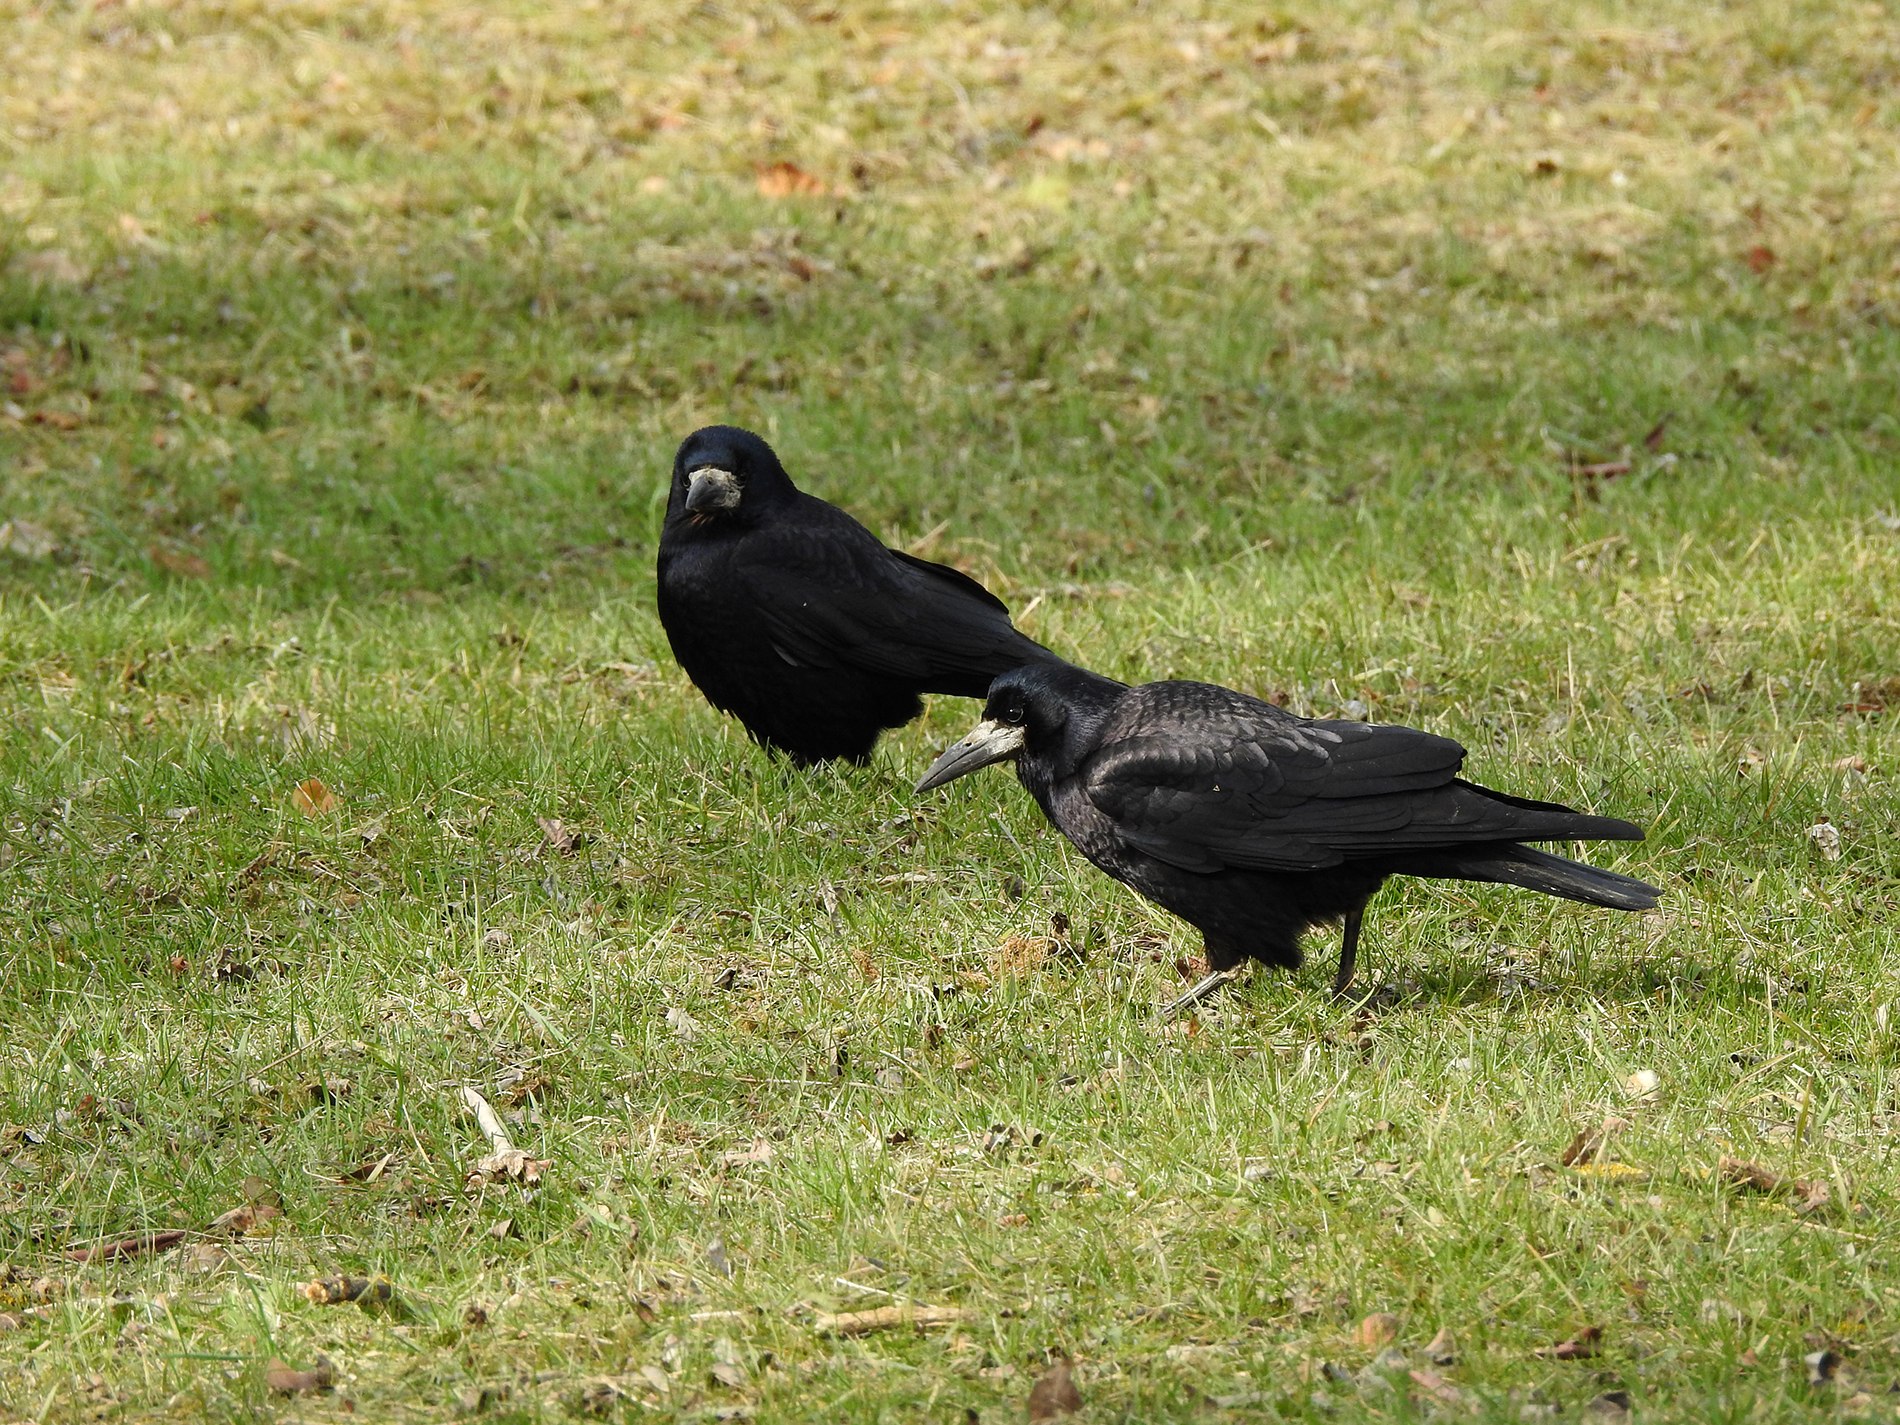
1161,968,1245,1021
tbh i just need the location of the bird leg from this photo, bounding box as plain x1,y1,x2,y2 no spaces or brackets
1161,966,1245,1020
1331,909,1364,998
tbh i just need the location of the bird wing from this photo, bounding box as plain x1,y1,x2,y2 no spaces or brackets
742,508,1046,689
1078,683,1477,873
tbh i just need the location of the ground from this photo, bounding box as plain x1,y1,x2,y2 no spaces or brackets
2,1,1898,1421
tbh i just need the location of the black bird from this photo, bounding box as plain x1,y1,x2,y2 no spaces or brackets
656,425,1060,766
916,662,1660,1009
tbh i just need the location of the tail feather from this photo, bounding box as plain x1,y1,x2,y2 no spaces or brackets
1428,843,1661,911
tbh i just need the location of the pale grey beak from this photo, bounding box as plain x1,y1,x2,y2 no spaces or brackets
914,719,1027,793
684,465,741,514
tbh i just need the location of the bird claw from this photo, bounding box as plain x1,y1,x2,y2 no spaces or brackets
1161,968,1244,1021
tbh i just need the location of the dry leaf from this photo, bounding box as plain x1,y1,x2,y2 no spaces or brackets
755,161,827,198
304,1275,396,1309
1744,245,1776,274
292,778,339,816
1409,1368,1466,1407
205,1201,282,1237
1539,1326,1603,1360
1718,1157,1782,1194
1355,1312,1401,1348
30,407,81,430
537,816,585,855
468,1148,549,1188
265,1356,336,1395
718,1140,775,1168
149,543,211,578
1424,1327,1458,1365
812,1303,970,1337
1027,1358,1083,1420
1808,820,1842,861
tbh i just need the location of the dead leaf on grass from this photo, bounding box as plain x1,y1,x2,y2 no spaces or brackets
1560,1116,1630,1167
304,1275,397,1309
1538,1326,1603,1360
265,1356,336,1394
1409,1368,1466,1408
1355,1312,1401,1348
1744,244,1776,274
756,161,827,198
1027,1357,1083,1420
204,1201,282,1237
1808,819,1843,861
1718,1156,1783,1193
536,816,585,855
291,777,339,816
149,543,211,578
468,1149,548,1189
1424,1326,1458,1365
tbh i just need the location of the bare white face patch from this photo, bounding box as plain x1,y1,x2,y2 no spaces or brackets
684,465,743,515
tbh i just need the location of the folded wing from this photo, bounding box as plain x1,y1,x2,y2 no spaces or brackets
1082,682,1639,874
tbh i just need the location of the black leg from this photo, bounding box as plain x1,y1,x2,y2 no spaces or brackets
1161,967,1244,1020
1331,909,1363,998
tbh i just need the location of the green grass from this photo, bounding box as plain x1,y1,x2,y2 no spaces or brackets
3,1,1899,1420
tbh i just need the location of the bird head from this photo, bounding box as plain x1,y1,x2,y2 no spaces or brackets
667,425,797,528
915,662,1122,791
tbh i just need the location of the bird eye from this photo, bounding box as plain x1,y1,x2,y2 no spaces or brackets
997,698,1027,726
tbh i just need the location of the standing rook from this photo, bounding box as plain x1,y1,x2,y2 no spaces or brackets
657,426,1059,765
917,663,1660,1008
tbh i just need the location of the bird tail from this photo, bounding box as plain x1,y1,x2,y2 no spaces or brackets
1429,843,1661,911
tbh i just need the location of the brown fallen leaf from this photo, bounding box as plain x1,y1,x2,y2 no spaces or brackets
1744,244,1776,274
149,543,211,578
1718,1157,1782,1193
304,1275,396,1309
291,778,339,816
1028,1358,1083,1420
265,1356,336,1395
205,1201,282,1237
66,1229,189,1264
468,1149,548,1188
536,816,585,855
1408,1368,1466,1407
1539,1326,1603,1360
812,1304,971,1337
1355,1312,1401,1348
756,161,827,198
718,1140,775,1168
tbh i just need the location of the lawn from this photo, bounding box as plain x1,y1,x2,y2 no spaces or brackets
3,1,1899,1420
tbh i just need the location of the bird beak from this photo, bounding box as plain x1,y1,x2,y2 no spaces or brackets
914,720,1027,793
684,465,741,515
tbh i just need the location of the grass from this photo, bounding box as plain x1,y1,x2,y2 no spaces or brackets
3,0,1899,1419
